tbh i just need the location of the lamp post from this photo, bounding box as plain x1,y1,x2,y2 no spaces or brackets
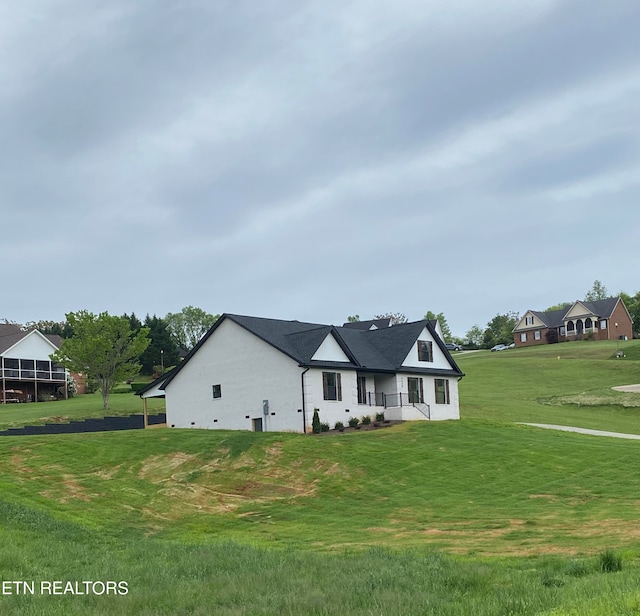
161,349,164,375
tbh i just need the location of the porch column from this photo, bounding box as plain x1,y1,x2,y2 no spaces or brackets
143,397,148,429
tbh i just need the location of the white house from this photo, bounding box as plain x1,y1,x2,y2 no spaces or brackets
0,324,66,403
138,314,464,433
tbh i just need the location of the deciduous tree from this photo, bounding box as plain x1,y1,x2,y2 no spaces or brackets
51,311,150,410
464,325,484,349
374,312,408,325
482,312,519,349
165,306,220,350
585,280,608,302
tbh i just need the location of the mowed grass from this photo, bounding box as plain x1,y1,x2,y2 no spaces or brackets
2,339,640,614
0,391,165,429
2,420,640,555
457,339,640,433
5,501,639,616
4,423,640,615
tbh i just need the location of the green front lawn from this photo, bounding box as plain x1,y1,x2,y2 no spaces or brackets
457,339,640,433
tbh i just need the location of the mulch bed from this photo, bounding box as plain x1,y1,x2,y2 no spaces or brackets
313,420,403,435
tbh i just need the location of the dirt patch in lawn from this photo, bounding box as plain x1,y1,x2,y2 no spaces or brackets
133,448,324,523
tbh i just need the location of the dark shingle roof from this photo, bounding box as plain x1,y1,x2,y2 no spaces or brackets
342,318,391,330
0,325,62,355
159,313,463,391
0,324,27,355
519,297,624,330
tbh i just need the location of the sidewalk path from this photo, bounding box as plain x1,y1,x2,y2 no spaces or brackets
612,384,640,393
521,423,640,440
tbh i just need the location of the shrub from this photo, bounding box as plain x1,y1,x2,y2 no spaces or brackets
334,421,344,431
320,422,330,432
375,412,385,422
348,416,360,428
598,549,622,573
361,415,371,425
312,409,321,434
66,373,77,398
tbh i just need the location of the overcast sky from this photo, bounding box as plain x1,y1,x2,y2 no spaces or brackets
2,1,639,337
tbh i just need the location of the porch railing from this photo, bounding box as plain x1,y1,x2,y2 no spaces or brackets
365,392,423,408
0,368,66,382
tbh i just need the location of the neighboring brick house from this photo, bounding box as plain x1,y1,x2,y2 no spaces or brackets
513,297,633,347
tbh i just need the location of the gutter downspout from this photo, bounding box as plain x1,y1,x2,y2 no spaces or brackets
301,368,310,434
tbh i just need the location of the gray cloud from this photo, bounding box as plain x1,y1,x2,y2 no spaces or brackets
2,0,640,335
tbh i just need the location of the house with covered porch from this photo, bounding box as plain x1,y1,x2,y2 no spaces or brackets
513,297,633,347
0,324,67,403
137,313,464,432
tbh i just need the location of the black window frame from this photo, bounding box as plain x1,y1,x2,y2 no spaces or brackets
212,384,222,399
322,372,342,401
417,340,433,362
357,375,367,404
434,378,450,405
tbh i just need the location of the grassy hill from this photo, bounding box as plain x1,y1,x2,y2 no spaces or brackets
457,339,640,432
1,338,640,614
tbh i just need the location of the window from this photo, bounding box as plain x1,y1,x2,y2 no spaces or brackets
534,330,541,340
600,320,607,330
323,372,342,401
434,379,450,405
357,376,367,404
560,326,566,336
525,315,534,325
212,384,222,399
417,340,433,362
2,357,19,378
520,333,527,343
408,377,424,403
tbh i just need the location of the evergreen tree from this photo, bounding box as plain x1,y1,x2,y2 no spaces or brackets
140,315,181,375
424,310,452,341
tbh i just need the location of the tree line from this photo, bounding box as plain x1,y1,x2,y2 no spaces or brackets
1,307,219,411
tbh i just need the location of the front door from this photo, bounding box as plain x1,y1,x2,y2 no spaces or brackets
408,377,424,404
252,418,263,432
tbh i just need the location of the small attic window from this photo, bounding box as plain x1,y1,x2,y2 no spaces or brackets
212,384,222,399
417,340,433,362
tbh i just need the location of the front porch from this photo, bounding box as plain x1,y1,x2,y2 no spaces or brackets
563,317,602,339
1,358,68,403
